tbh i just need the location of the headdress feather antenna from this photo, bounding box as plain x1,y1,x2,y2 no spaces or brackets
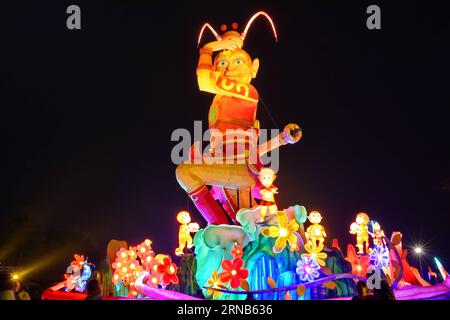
197,23,222,47
241,11,278,42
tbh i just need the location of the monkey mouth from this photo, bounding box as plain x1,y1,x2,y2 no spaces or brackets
224,70,241,80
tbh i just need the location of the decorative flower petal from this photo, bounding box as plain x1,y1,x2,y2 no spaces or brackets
238,268,249,279
219,272,231,283
230,276,241,289
288,233,298,247
276,211,288,227
317,252,328,259
262,226,280,238
231,244,243,258
316,259,326,267
232,258,244,270
273,237,287,253
221,259,233,271
288,220,299,232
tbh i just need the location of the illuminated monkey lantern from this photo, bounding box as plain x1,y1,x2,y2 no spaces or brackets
175,211,200,256
176,12,302,225
350,212,371,254
306,211,327,248
258,168,278,221
368,220,386,247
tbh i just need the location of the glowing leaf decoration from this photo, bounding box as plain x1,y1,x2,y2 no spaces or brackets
240,279,249,291
391,232,402,246
267,276,276,288
322,281,337,290
296,284,306,297
284,291,292,300
320,265,333,275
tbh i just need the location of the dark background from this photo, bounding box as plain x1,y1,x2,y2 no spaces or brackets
1,0,449,295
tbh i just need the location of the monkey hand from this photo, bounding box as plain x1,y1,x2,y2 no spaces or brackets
188,223,200,233
350,222,359,234
204,38,243,52
281,123,302,144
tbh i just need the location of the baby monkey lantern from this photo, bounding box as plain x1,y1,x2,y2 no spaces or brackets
175,211,200,256
258,168,278,221
350,212,371,254
306,211,327,249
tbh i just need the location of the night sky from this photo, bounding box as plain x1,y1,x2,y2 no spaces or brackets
1,0,449,291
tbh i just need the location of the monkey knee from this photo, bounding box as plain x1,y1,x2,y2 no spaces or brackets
176,163,194,191
176,163,187,182
177,163,204,191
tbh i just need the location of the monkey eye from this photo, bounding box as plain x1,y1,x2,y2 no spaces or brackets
234,59,243,65
218,60,228,67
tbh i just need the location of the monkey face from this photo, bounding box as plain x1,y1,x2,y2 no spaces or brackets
177,211,191,224
308,211,322,224
356,212,370,224
259,173,275,188
214,48,257,84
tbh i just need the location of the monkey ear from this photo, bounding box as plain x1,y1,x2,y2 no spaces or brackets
252,58,260,78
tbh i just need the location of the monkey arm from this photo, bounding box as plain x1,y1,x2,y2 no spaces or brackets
258,134,285,156
259,123,302,156
187,223,200,233
196,46,218,94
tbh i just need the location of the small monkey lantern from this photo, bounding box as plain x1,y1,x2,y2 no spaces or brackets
306,210,327,248
350,212,371,254
258,168,278,221
175,211,200,256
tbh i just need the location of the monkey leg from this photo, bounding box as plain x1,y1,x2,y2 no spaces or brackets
269,204,278,215
356,237,364,254
176,239,187,256
317,237,324,248
364,237,370,254
186,236,194,249
176,163,256,225
356,244,363,254
260,205,268,220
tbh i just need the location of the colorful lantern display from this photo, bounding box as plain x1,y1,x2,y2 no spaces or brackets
346,244,371,277
206,270,226,299
369,245,390,269
219,257,249,289
302,242,328,267
157,257,179,286
111,239,178,296
261,210,299,253
63,254,93,293
368,220,386,247
41,10,450,302
296,256,321,282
